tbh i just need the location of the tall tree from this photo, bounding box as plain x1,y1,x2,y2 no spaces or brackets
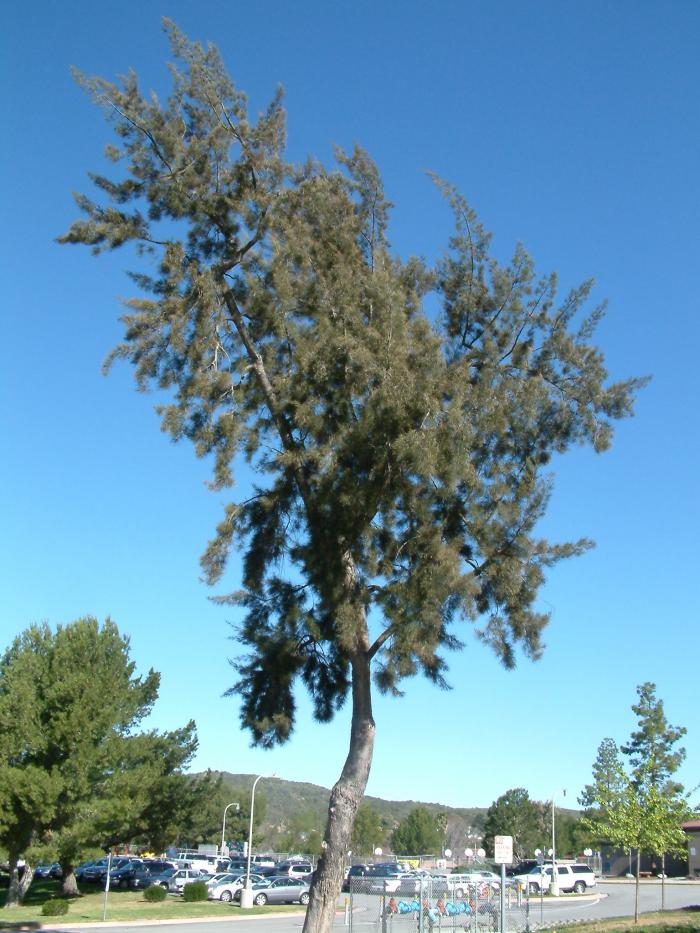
621,682,687,795
60,22,644,933
483,788,542,862
0,618,201,905
351,803,385,856
581,690,692,923
391,807,443,856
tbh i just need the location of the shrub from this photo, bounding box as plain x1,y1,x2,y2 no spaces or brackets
182,880,208,902
143,883,168,902
41,899,69,916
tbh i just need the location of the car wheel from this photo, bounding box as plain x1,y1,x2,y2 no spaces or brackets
220,890,233,902
160,882,169,889
300,892,310,905
573,881,585,894
254,893,268,906
455,887,465,899
529,883,539,895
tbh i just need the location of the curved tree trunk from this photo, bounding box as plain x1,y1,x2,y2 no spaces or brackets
302,649,375,933
4,851,22,909
18,863,35,902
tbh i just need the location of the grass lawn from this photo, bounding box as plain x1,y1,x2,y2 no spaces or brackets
0,879,305,927
542,908,700,933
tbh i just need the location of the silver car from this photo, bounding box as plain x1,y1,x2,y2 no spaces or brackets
237,875,311,906
208,872,266,901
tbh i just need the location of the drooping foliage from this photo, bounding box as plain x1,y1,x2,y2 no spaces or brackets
60,22,644,748
60,23,645,931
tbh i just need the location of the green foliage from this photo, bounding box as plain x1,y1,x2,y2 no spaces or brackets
351,804,385,856
580,685,691,921
143,883,168,902
620,682,687,795
482,788,543,862
391,807,444,855
0,617,203,897
60,22,644,749
41,898,69,916
277,809,324,856
182,880,209,902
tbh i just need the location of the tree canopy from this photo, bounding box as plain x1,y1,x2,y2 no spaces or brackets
580,685,691,922
391,807,444,856
60,21,644,932
0,617,208,905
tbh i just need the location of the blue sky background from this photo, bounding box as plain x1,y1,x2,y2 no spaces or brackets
2,0,698,812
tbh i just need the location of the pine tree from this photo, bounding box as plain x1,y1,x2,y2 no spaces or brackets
483,788,542,862
0,618,202,905
391,807,443,856
59,22,644,932
581,689,692,923
621,682,687,794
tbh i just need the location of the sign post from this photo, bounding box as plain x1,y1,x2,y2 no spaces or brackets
494,836,513,932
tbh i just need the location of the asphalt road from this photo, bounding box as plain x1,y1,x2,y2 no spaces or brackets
33,881,700,933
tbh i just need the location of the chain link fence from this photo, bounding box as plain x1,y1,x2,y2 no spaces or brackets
345,877,535,933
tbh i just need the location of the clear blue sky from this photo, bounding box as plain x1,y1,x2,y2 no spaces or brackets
2,0,698,812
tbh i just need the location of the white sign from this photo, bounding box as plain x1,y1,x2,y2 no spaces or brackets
494,835,513,864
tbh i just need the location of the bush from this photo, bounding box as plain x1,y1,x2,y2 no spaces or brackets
182,880,208,902
143,883,168,902
41,899,69,916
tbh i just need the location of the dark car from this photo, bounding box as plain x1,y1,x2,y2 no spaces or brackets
83,857,132,883
342,864,372,893
129,860,177,889
35,863,63,879
103,859,144,888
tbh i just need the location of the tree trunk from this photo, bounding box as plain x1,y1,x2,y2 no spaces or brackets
4,850,23,909
634,847,640,924
18,863,35,902
62,863,80,897
302,650,375,933
661,853,665,911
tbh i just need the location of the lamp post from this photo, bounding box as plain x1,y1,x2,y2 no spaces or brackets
241,774,276,909
550,789,565,896
221,801,240,857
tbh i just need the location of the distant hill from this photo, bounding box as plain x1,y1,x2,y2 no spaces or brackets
205,772,489,854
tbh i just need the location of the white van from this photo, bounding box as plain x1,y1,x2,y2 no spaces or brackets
175,851,218,875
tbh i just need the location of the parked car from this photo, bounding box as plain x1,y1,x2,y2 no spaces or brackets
342,864,371,893
512,863,596,894
275,860,313,878
129,860,176,889
234,875,311,906
208,873,266,901
103,859,145,888
141,867,178,890
35,863,62,879
167,868,206,894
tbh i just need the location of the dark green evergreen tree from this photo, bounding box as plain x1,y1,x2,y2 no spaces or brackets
0,618,203,905
351,803,385,856
59,22,644,933
391,807,443,856
482,788,542,862
620,682,687,795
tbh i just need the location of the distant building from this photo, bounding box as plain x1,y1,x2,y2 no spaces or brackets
683,820,700,878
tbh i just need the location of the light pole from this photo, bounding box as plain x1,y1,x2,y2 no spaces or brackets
550,789,565,896
221,801,240,857
241,773,276,909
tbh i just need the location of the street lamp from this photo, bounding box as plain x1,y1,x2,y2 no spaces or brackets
241,774,276,909
221,801,240,857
